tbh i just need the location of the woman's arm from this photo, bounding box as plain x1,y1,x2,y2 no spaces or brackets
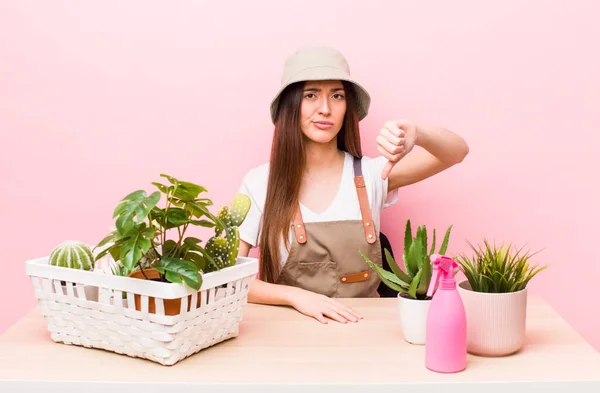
237,240,297,305
236,239,362,324
377,121,469,191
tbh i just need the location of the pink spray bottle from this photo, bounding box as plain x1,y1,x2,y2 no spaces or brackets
425,254,467,373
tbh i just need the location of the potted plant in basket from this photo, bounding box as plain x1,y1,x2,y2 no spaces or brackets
94,173,252,315
24,173,258,366
360,219,452,345
454,239,547,356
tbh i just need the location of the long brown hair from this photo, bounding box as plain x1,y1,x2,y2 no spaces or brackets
259,80,363,283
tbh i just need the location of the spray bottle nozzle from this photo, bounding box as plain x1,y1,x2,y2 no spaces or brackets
426,254,459,298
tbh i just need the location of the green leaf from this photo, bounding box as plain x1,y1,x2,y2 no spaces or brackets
152,182,169,194
183,238,205,253
438,225,453,254
95,242,119,261
384,248,412,283
406,241,421,277
192,243,217,270
195,198,214,206
113,191,161,235
150,207,191,229
94,236,130,261
379,274,408,293
113,190,145,217
408,269,423,299
417,253,432,296
188,219,216,228
171,198,185,207
370,259,411,288
148,206,164,221
419,226,428,262
181,238,208,264
108,246,121,263
158,257,202,290
119,225,155,272
162,270,180,283
359,251,410,291
146,191,161,210
429,228,437,256
183,237,203,246
188,201,224,227
174,181,207,202
186,251,206,270
403,219,412,259
160,174,179,186
454,239,546,293
96,230,119,248
162,239,179,257
165,208,189,226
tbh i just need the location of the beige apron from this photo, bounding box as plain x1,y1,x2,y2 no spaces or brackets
276,156,383,298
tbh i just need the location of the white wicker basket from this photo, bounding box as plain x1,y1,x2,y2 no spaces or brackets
25,255,258,366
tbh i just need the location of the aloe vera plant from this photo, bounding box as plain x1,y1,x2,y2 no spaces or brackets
360,219,452,300
454,239,546,293
94,174,251,290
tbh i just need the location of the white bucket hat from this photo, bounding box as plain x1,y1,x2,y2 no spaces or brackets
270,46,371,124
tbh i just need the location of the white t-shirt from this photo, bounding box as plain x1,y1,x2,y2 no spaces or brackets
236,152,399,266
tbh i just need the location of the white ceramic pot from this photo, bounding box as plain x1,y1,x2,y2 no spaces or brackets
397,293,431,345
457,279,527,356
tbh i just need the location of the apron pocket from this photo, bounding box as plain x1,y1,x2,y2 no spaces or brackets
295,260,338,298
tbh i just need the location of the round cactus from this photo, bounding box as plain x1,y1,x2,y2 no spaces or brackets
49,241,94,270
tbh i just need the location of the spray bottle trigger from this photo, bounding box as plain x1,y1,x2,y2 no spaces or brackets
427,254,442,298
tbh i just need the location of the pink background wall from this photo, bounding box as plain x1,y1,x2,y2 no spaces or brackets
2,1,599,351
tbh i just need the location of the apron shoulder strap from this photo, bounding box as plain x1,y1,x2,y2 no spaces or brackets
352,155,363,176
353,156,377,244
293,205,307,244
292,155,378,245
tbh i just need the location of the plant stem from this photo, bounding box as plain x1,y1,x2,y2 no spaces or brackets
178,223,189,249
162,186,177,246
137,262,150,280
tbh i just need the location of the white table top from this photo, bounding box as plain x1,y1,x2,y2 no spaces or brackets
1,296,599,392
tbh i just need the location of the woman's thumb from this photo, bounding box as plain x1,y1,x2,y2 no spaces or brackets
381,160,395,180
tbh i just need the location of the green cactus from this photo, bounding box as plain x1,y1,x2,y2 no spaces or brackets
204,194,251,272
215,206,229,237
49,241,94,270
230,194,251,226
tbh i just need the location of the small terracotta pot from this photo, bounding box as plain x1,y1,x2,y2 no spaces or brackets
128,268,201,316
457,279,527,356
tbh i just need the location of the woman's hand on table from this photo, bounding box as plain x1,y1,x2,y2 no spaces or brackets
288,288,363,324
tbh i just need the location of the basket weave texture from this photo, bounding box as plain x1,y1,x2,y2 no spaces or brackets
25,256,259,366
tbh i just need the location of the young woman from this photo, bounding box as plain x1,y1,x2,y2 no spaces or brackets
236,46,469,324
